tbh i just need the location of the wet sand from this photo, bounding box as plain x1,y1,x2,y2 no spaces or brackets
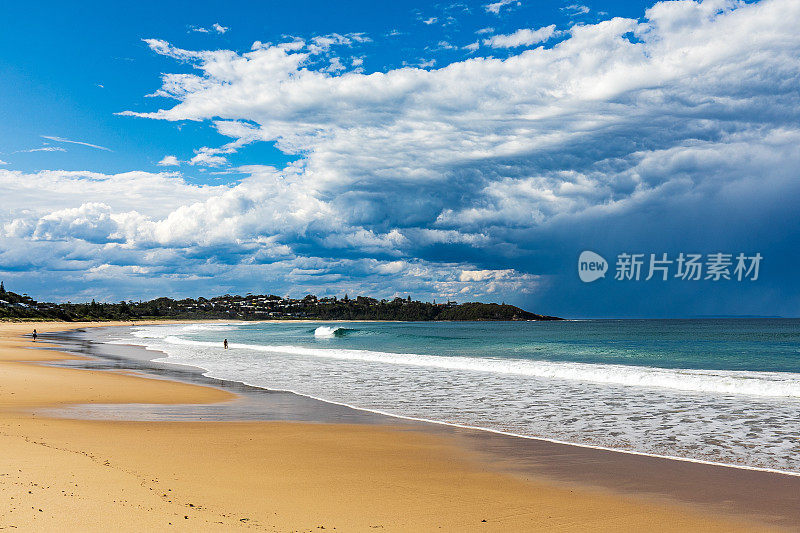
0,321,796,531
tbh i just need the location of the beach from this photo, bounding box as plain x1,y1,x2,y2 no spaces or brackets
0,321,795,531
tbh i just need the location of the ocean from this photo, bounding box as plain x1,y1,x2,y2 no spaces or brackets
110,319,800,474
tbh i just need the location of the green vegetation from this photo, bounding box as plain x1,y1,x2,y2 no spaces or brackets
0,283,560,322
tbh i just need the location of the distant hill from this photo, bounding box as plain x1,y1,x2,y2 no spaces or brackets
436,302,558,321
0,283,561,322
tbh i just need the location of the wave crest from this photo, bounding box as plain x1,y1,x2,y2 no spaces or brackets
314,326,346,338
155,335,800,398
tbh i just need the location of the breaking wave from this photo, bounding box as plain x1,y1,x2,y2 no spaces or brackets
313,326,347,337
157,336,800,398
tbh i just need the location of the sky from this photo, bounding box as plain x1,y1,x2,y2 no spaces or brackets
1,0,799,318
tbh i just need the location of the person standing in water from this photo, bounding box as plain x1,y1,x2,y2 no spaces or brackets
32,329,37,342
223,338,228,349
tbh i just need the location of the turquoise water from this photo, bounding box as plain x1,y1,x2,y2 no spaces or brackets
114,319,800,473
191,319,800,372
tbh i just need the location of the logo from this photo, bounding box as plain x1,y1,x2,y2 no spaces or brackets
578,250,607,283
577,251,761,283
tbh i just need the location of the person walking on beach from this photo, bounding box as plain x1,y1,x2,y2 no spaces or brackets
32,329,37,342
223,338,228,349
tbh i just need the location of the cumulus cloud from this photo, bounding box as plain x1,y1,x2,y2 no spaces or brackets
463,41,480,52
323,56,346,73
31,203,124,244
123,0,800,210
190,23,229,34
6,0,800,310
189,148,228,167
485,0,520,14
562,4,590,16
0,169,221,218
157,155,180,166
483,25,557,48
459,269,515,282
186,129,259,167
306,32,370,54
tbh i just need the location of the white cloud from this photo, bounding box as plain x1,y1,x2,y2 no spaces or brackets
32,203,122,244
323,56,346,73
190,23,229,34
307,32,370,54
459,269,515,282
8,0,800,304
114,0,798,232
464,41,480,52
125,0,800,202
189,148,228,167
562,4,590,16
485,0,519,14
16,146,67,153
185,127,259,167
157,155,180,166
41,135,112,152
0,160,7,165
423,17,438,25
483,25,557,48
0,169,221,219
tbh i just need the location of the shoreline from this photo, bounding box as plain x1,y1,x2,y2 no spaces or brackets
37,324,800,525
2,321,797,531
87,322,800,478
54,326,800,525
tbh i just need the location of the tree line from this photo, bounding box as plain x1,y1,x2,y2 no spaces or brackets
0,283,560,322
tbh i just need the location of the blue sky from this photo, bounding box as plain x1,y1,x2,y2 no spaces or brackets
1,0,799,318
0,0,650,179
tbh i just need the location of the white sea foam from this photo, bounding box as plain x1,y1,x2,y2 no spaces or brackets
155,335,800,398
137,323,244,335
108,323,800,474
314,326,343,338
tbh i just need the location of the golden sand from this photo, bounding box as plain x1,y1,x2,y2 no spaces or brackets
0,322,772,531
